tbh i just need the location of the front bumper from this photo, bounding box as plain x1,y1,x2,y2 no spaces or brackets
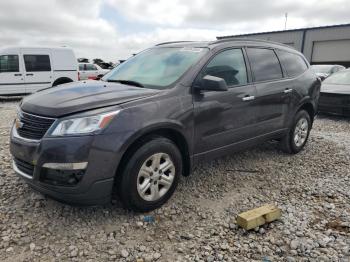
10,126,120,206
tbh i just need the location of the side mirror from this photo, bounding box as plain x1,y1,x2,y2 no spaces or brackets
196,75,228,92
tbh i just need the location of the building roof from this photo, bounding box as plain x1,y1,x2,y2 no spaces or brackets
217,23,350,39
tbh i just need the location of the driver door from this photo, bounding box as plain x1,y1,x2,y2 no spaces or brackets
193,48,257,156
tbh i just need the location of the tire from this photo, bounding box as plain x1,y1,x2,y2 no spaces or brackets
118,137,182,212
280,110,311,154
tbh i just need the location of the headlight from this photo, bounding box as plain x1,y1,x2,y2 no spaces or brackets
50,110,120,136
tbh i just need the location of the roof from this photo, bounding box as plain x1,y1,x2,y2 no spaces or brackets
217,23,350,39
0,46,73,53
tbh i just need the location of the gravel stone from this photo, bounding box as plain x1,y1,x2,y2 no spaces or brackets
29,243,35,251
120,249,129,258
290,240,300,250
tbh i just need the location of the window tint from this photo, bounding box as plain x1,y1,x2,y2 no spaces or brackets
0,55,19,73
24,55,51,72
202,49,247,86
86,64,97,71
246,48,283,82
276,50,308,77
79,64,85,71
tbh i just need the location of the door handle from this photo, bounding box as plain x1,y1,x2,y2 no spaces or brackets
26,73,34,76
242,95,255,101
284,88,293,94
14,73,22,76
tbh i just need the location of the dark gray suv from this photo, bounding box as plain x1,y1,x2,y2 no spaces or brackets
10,39,321,211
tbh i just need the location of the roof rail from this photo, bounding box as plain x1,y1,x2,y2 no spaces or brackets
211,37,291,48
155,41,195,46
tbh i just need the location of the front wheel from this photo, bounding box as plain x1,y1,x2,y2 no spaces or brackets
117,137,182,212
280,110,311,154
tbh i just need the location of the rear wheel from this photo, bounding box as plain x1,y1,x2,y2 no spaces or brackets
118,137,182,212
280,110,311,154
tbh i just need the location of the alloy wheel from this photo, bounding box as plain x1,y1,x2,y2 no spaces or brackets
137,153,175,201
293,117,309,147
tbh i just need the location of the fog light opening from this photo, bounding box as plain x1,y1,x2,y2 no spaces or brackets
40,162,87,186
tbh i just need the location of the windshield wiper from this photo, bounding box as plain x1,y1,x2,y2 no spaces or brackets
106,79,144,88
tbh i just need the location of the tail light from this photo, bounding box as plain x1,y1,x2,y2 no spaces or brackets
78,71,80,81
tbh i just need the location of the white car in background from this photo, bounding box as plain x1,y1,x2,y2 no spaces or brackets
78,63,110,80
0,46,78,95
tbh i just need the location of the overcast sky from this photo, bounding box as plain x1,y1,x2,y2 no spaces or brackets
0,0,348,62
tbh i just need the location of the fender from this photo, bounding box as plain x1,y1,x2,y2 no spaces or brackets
118,119,192,158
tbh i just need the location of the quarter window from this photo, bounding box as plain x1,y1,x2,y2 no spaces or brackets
276,50,308,77
246,48,283,82
24,55,51,72
202,49,248,86
0,55,19,73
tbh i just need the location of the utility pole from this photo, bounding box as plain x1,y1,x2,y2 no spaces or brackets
284,13,288,30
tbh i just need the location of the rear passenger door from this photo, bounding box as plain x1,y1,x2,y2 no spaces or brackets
23,53,53,93
193,48,257,155
275,49,310,118
246,47,291,134
0,54,25,94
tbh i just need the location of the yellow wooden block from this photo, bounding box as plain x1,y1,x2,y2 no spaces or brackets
237,204,281,230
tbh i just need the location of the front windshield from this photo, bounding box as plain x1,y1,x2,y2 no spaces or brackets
103,47,208,89
311,65,333,74
323,70,350,85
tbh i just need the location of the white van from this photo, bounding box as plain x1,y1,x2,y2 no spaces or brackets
0,46,78,95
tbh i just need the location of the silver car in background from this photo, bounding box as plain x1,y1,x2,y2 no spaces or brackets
311,64,345,81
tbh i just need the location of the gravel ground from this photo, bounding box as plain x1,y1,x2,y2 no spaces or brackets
0,100,349,262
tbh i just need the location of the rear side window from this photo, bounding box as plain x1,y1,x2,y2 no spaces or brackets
0,55,19,73
79,64,85,71
246,48,283,82
24,55,51,72
276,50,308,77
202,49,247,86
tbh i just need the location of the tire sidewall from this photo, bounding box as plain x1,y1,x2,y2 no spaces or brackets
120,138,182,212
290,110,311,153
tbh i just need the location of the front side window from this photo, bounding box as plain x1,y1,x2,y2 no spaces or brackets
86,64,97,71
0,55,19,73
276,50,308,77
246,48,283,82
24,55,51,72
104,47,208,89
201,49,248,86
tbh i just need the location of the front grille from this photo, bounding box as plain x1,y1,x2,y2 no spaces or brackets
14,158,34,177
16,111,56,140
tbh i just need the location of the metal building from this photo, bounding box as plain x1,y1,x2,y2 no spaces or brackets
217,23,350,67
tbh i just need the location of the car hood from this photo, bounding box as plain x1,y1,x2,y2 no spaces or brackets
321,83,350,95
21,80,160,117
